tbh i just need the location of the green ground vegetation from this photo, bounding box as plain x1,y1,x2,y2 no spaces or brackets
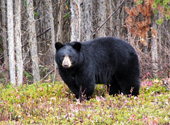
0,78,170,124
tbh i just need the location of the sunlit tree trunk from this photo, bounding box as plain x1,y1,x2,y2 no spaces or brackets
15,0,23,86
1,0,9,82
27,0,40,83
7,0,16,85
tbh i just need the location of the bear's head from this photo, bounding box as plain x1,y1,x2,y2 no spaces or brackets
55,42,81,69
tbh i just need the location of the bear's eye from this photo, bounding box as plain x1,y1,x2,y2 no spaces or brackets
62,55,65,58
69,55,72,59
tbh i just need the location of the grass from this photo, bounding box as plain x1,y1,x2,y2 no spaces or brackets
0,78,170,124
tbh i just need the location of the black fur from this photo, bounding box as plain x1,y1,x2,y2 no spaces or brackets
55,42,63,51
55,37,140,101
73,42,81,51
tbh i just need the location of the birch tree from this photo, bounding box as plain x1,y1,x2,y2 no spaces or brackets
1,0,9,82
7,0,16,85
27,0,40,83
15,0,23,86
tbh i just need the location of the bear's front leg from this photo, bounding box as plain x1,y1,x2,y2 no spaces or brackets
59,70,79,97
75,74,95,101
78,85,83,102
76,83,95,102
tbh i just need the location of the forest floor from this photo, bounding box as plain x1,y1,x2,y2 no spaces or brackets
0,78,170,124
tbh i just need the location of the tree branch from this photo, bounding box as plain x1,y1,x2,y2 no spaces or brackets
37,27,51,37
40,69,54,82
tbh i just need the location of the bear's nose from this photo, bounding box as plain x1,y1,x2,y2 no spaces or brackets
63,64,69,68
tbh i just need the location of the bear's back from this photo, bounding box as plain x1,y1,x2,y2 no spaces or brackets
81,37,137,59
82,37,134,51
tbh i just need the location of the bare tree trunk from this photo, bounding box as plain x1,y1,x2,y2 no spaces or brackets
70,0,79,41
78,0,84,41
151,25,158,77
27,0,40,83
70,0,93,41
84,0,93,41
108,0,113,36
56,0,64,43
1,0,9,83
45,0,56,57
79,0,93,41
116,0,121,38
97,0,106,37
7,0,16,85
15,0,23,86
151,11,159,77
45,0,58,81
158,24,162,76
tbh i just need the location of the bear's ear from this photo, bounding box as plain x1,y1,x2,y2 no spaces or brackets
55,42,63,51
73,42,81,51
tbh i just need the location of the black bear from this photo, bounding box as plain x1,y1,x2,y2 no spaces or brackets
55,37,140,101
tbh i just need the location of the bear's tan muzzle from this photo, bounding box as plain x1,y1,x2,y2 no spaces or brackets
62,56,72,68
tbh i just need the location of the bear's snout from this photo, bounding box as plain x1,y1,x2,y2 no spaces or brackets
62,56,72,68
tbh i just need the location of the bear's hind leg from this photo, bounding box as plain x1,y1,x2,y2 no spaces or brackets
118,78,140,96
107,77,121,96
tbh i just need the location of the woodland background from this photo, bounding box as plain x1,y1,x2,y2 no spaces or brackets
0,0,170,86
